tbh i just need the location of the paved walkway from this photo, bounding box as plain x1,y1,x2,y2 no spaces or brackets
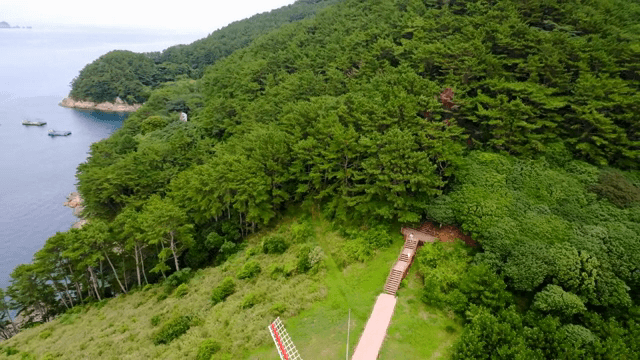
351,227,437,359
351,294,397,360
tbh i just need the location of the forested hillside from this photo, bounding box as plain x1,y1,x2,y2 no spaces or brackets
68,0,341,104
3,0,640,358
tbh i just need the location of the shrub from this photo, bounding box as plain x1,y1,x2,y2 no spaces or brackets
246,246,260,257
174,284,189,298
152,315,192,345
220,241,237,256
344,226,393,262
237,260,261,279
297,246,312,273
284,263,296,277
58,314,76,325
289,220,314,243
4,347,19,355
268,264,285,279
39,330,52,339
196,339,221,360
262,234,288,254
140,115,169,134
151,315,162,327
157,293,168,302
241,293,261,309
590,171,640,208
165,268,193,287
270,302,287,316
308,246,325,271
211,277,235,305
205,232,225,250
20,353,36,360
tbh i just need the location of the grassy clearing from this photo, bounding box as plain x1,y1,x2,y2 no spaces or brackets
379,265,463,359
0,216,459,359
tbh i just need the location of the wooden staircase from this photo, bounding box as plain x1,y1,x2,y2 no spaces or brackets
383,268,403,295
383,229,435,296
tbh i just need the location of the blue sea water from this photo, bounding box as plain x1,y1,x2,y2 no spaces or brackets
0,26,207,289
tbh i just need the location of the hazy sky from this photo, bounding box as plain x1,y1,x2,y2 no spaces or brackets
1,0,297,32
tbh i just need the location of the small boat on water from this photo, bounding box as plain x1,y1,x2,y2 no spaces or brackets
48,130,72,137
22,119,47,126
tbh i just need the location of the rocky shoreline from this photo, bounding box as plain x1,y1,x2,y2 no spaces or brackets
59,97,141,113
64,192,87,229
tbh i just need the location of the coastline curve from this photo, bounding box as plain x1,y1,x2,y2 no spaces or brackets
59,97,141,113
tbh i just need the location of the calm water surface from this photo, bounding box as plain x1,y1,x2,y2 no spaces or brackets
0,27,206,289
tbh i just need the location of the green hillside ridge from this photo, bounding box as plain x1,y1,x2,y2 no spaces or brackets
68,0,342,104
3,0,640,358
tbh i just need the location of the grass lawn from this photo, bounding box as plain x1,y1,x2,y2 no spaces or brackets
248,220,402,359
0,216,460,359
378,264,463,359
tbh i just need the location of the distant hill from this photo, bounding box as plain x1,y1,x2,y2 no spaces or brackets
68,0,341,104
0,21,10,28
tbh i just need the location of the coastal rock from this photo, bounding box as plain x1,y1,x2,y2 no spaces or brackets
59,97,142,113
71,219,88,229
64,192,85,217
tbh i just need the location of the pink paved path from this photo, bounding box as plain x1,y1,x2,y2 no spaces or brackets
351,293,397,360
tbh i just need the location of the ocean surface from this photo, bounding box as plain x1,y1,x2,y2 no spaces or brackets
0,26,207,289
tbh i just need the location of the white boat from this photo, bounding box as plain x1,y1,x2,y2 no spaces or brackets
48,130,71,136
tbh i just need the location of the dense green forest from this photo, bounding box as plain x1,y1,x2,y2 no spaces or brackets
3,0,640,358
68,0,341,104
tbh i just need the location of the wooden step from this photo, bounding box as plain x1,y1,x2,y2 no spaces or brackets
385,278,401,286
384,288,397,296
384,282,400,290
404,240,418,250
385,278,400,284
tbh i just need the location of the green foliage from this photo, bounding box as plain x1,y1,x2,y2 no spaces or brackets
415,241,474,310
38,330,52,339
343,226,394,262
196,339,221,360
236,261,261,280
19,353,35,360
4,347,18,355
173,284,189,298
241,293,261,309
262,234,288,254
69,50,156,103
150,315,161,327
296,246,312,274
165,268,193,288
591,171,640,208
211,277,235,305
140,115,170,134
288,221,315,243
533,285,586,317
152,315,192,345
428,152,640,357
269,302,287,316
